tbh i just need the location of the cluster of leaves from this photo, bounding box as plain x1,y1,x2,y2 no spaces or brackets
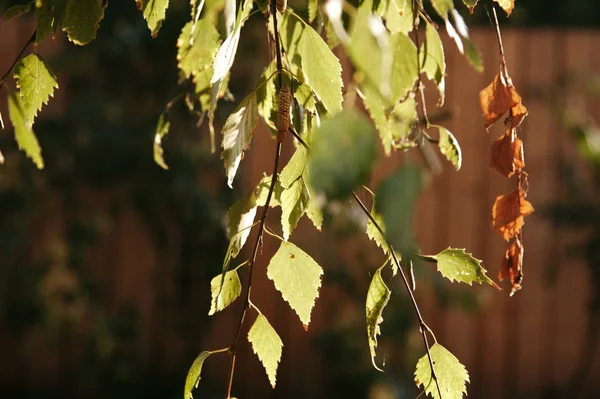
1,0,527,398
478,23,532,295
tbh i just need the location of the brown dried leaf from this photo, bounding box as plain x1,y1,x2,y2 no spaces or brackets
492,189,534,241
499,237,523,295
510,102,528,128
479,72,521,128
490,129,525,178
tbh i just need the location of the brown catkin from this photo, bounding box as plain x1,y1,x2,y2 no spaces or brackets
276,0,287,13
277,84,290,142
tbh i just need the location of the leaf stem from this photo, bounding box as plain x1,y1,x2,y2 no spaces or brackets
225,2,286,397
352,191,443,399
0,30,36,94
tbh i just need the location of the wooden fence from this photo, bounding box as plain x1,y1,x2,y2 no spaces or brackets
1,19,599,399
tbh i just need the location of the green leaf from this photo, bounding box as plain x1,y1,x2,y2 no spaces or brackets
376,165,423,253
415,343,470,399
421,22,446,105
423,248,499,288
430,0,454,18
437,127,462,171
221,92,259,188
226,192,258,259
267,241,323,328
62,0,106,45
390,32,419,102
385,0,413,35
280,13,343,114
209,0,253,117
308,110,377,200
7,90,43,169
308,0,318,22
362,85,417,154
303,167,323,231
177,19,221,78
280,178,309,240
326,20,340,50
366,266,391,371
137,0,169,36
35,0,69,43
5,2,33,19
366,202,388,254
463,37,483,72
256,62,277,130
248,314,283,388
209,269,242,315
13,54,59,123
280,147,308,188
153,113,171,170
184,349,226,399
293,82,316,114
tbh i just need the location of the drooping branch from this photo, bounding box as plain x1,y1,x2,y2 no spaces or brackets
224,2,285,397
352,191,443,399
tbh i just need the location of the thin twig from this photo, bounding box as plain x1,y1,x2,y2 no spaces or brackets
0,30,36,93
352,191,443,399
224,1,285,397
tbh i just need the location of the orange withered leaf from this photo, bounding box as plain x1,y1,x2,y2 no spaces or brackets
510,102,528,128
479,72,521,128
490,129,525,178
492,189,534,241
499,237,523,295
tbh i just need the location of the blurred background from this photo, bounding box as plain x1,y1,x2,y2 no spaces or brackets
0,0,599,398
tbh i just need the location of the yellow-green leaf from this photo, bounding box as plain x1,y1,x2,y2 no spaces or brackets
437,127,462,171
137,0,169,36
267,241,323,328
248,314,283,388
153,112,170,170
308,0,318,22
62,0,106,45
366,266,390,371
221,92,259,188
415,343,470,399
421,22,446,105
430,0,454,18
385,0,413,35
423,248,499,288
462,0,479,13
7,90,43,169
280,147,308,189
177,19,220,78
209,269,242,315
280,177,309,240
13,54,59,123
366,201,388,254
184,349,226,399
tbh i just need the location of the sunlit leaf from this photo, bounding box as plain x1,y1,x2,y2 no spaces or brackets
462,0,479,14
308,0,318,22
35,0,69,42
415,343,469,399
366,200,388,254
136,0,169,36
7,90,43,169
494,0,514,16
153,113,171,170
280,13,343,114
248,314,283,388
421,22,446,105
267,241,323,328
62,0,106,45
221,92,259,188
209,269,242,315
366,266,390,371
308,110,377,200
13,53,59,123
280,178,309,240
184,350,225,399
479,72,521,128
177,19,220,78
293,82,316,114
423,248,499,288
385,0,413,35
492,189,534,241
280,147,308,188
437,127,462,171
490,129,524,178
430,0,454,18
303,167,323,231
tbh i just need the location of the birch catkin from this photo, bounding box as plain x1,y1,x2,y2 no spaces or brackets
276,0,287,13
277,84,290,142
